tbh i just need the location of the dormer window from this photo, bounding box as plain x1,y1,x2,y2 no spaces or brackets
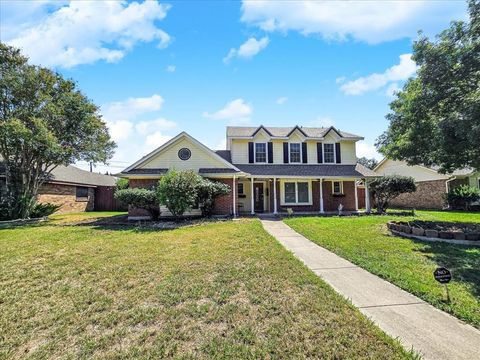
255,143,267,163
323,143,335,163
289,143,301,163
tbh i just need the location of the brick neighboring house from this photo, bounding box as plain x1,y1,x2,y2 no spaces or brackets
0,164,117,213
118,126,377,220
374,159,480,210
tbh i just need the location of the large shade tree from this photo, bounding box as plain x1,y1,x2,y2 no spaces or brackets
376,0,480,173
0,43,115,219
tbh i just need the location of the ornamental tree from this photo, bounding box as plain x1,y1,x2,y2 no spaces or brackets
369,175,417,214
157,170,202,220
376,0,480,173
357,157,379,170
0,43,115,219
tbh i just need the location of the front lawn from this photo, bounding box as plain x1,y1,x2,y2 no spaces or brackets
285,210,480,329
0,215,412,359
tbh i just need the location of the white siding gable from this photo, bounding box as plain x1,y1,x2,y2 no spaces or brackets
375,159,449,182
140,137,227,170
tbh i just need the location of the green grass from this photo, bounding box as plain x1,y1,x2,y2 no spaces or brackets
0,216,413,359
285,210,480,329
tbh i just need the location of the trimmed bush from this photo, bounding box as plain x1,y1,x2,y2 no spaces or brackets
157,170,201,220
197,179,230,217
29,202,61,218
445,185,480,211
115,188,159,219
370,175,416,214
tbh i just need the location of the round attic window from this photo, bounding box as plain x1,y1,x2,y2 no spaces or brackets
178,147,191,161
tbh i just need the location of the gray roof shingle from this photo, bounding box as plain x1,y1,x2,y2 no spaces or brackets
233,163,377,177
0,163,116,186
199,168,239,174
123,168,168,175
214,150,232,163
226,126,362,139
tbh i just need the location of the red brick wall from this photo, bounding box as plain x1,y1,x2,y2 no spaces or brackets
129,179,159,189
389,179,447,210
38,183,94,213
212,178,235,215
323,181,356,211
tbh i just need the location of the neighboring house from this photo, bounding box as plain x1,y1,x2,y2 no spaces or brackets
374,159,480,210
118,125,376,219
0,164,117,213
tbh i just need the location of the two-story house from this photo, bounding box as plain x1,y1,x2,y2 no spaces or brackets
118,125,376,219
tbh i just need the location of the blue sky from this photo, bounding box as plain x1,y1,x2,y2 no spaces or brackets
0,0,468,173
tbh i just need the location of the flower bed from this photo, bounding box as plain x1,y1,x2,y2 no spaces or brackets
387,220,480,243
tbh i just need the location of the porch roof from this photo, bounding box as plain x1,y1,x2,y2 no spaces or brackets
233,163,376,178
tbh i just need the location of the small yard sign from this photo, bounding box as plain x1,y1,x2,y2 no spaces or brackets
434,267,452,284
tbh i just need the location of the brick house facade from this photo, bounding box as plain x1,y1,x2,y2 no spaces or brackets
119,128,376,219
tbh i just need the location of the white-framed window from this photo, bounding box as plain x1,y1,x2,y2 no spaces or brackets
281,180,312,205
289,143,301,163
332,181,343,195
323,143,335,163
255,143,267,163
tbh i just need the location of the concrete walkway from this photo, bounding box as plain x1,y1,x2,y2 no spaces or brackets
260,219,480,360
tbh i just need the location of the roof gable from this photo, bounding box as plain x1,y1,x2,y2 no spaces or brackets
122,132,240,174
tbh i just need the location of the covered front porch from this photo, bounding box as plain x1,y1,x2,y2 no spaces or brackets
233,177,371,216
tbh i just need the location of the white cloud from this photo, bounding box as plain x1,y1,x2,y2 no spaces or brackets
311,116,334,128
203,98,253,125
107,120,134,142
144,131,172,152
356,141,381,160
166,65,176,72
223,37,269,64
102,94,164,123
241,1,466,44
276,96,288,105
340,54,417,95
386,83,401,97
135,118,177,135
3,1,171,68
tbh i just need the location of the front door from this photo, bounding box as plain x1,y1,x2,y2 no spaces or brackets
254,183,264,212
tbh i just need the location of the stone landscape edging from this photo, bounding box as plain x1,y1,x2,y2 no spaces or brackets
388,221,480,246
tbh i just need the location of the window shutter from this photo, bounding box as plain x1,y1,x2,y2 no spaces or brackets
335,142,341,163
268,142,273,163
302,142,308,163
317,143,323,163
283,143,289,163
248,142,254,163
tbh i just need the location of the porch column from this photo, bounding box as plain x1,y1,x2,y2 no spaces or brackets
232,175,236,217
319,178,324,213
250,177,255,215
365,179,371,214
273,178,278,214
354,179,359,211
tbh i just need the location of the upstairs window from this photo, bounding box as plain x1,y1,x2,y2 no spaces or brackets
255,143,267,163
289,143,301,163
324,143,335,163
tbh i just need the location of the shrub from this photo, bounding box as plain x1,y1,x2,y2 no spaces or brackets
445,185,480,211
29,203,61,218
369,175,416,214
157,170,202,220
197,179,230,217
115,188,159,219
116,178,129,190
